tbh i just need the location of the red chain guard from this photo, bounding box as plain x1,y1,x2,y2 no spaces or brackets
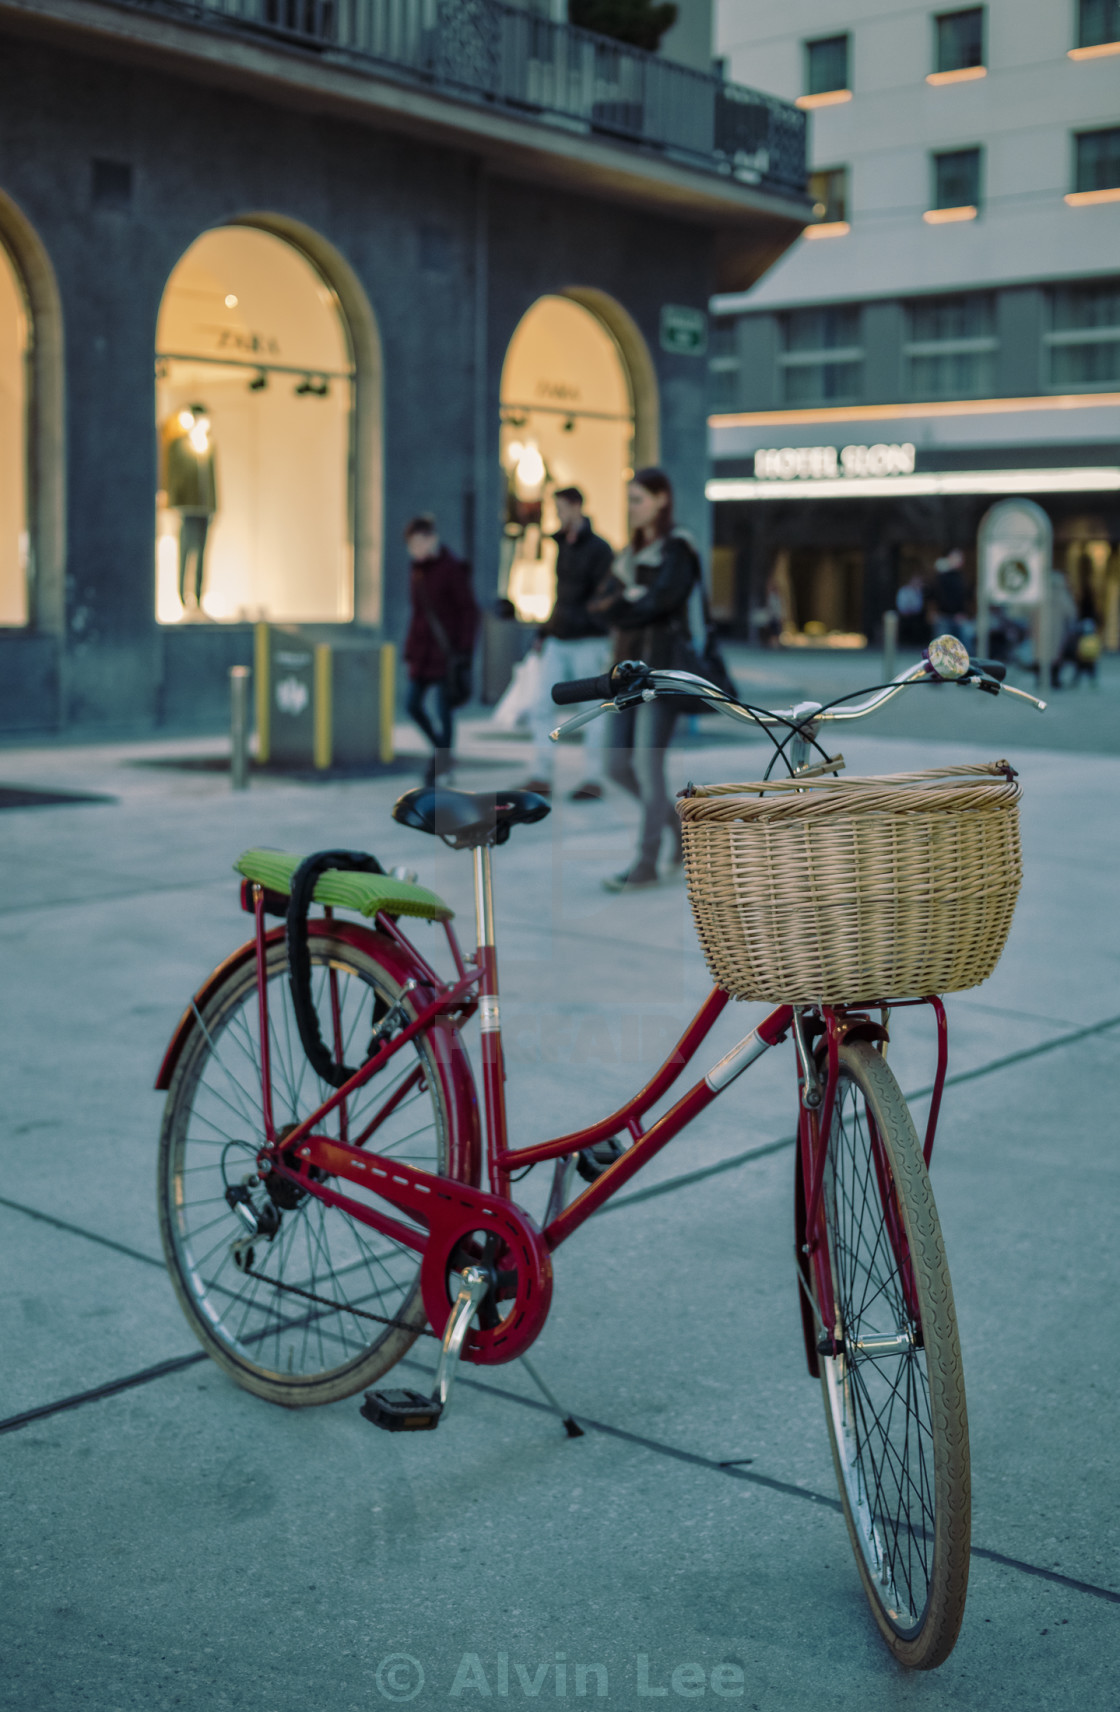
288,1139,553,1364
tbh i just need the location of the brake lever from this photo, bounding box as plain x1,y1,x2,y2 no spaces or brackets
992,680,1047,710
548,703,614,741
960,671,1047,711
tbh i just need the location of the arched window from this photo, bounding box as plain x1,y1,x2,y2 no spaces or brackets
0,237,30,627
155,225,357,624
499,293,654,622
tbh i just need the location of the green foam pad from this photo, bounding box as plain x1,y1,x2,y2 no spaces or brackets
235,850,452,922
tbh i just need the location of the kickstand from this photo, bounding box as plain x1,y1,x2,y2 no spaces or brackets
519,1354,584,1438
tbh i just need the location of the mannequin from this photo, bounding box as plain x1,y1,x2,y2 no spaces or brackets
161,404,218,613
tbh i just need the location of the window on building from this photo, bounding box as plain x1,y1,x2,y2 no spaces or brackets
809,167,848,224
1046,280,1120,387
932,147,982,210
904,294,996,397
1075,127,1120,194
934,8,985,73
1077,0,1120,49
805,35,850,96
779,306,863,404
709,318,740,411
155,225,358,624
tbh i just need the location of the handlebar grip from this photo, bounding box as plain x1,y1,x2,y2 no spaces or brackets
968,657,1007,682
551,674,615,706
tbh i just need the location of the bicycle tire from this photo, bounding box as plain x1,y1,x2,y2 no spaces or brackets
158,931,457,1406
815,1040,970,1669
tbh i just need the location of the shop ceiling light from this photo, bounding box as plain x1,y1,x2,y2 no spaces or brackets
707,468,1120,501
804,221,851,239
1065,187,1120,205
1068,40,1120,58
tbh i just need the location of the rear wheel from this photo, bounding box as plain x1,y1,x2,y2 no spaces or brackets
158,933,457,1406
816,1040,970,1669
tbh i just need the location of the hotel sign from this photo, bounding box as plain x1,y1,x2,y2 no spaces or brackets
754,443,917,480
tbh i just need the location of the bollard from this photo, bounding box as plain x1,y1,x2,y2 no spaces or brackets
230,665,251,791
882,609,899,683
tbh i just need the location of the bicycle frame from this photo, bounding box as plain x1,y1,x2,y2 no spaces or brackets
210,849,949,1367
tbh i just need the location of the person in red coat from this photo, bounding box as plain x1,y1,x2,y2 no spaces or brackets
403,515,479,783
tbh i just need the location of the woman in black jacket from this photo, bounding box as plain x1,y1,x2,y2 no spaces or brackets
591,467,698,892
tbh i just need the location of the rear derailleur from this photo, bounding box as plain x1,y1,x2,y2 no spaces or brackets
225,1175,283,1273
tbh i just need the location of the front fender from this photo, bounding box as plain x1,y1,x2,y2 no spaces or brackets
155,919,481,1189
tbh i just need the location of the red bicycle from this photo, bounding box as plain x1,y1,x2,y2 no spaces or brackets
156,637,1043,1670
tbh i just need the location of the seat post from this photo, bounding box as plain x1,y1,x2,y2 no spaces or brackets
473,844,495,953
472,844,510,1193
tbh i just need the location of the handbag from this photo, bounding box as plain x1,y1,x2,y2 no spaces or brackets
670,549,738,713
489,648,544,731
421,595,473,709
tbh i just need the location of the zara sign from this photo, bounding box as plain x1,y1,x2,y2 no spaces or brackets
753,443,917,480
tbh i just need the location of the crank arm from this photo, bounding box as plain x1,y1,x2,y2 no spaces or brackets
432,1266,491,1417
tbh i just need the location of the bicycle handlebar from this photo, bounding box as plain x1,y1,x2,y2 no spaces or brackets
547,636,1044,747
551,674,616,706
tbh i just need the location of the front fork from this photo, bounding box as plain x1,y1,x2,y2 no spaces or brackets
794,999,949,1375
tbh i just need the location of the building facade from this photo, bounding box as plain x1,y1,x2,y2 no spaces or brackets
0,0,806,734
709,0,1120,649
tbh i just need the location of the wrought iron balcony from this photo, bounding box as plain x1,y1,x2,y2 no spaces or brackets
120,0,807,198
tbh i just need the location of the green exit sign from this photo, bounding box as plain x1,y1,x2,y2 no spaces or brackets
660,304,708,355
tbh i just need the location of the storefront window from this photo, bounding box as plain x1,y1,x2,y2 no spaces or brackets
155,225,355,624
0,238,29,627
499,296,634,621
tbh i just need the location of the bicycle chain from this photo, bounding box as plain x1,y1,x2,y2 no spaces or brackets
244,1264,439,1338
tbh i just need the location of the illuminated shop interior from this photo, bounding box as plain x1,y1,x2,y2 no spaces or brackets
0,238,29,627
155,225,355,624
499,295,634,622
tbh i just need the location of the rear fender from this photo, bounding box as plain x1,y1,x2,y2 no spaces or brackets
155,919,481,1188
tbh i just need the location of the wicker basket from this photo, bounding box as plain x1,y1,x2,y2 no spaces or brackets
677,763,1022,1004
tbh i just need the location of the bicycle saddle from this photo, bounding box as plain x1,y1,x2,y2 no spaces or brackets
392,786,551,849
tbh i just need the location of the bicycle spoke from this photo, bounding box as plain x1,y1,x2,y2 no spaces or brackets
161,933,451,1396
816,1045,967,1660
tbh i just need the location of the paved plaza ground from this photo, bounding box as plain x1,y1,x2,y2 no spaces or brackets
1,646,1117,1711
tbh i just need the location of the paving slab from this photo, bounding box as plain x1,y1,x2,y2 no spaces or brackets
0,697,1117,1711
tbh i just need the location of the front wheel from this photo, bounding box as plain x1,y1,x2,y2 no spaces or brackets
815,1040,970,1669
158,931,462,1407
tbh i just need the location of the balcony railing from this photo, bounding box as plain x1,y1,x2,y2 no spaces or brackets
119,0,807,197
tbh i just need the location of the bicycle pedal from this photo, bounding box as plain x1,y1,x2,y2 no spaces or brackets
360,1388,443,1432
576,1136,625,1183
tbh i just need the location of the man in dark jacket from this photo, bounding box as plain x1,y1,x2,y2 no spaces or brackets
403,515,479,783
525,487,614,800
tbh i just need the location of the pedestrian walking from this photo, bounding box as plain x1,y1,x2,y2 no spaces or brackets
591,467,698,892
402,515,479,785
523,486,614,801
931,550,967,641
895,571,930,648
